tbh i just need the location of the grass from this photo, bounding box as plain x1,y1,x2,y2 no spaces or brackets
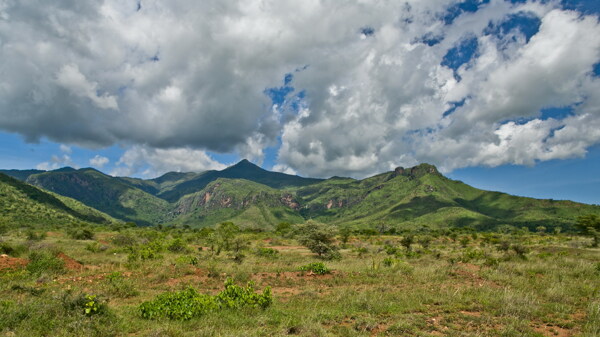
0,227,598,336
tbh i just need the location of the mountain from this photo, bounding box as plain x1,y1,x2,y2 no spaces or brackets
0,169,45,181
151,159,323,202
25,168,171,226
0,173,115,228
170,178,304,229
4,161,600,231
293,164,598,230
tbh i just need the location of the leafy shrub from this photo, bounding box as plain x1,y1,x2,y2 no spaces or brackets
85,242,107,253
25,230,46,241
167,238,189,253
0,242,27,257
384,245,398,255
26,251,65,275
112,232,137,247
174,255,199,266
294,221,339,259
105,272,139,298
511,244,529,259
68,228,95,240
254,247,279,258
127,240,164,261
298,262,330,275
139,278,272,320
460,248,486,262
382,257,396,267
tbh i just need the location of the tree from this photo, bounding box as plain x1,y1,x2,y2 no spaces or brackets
209,222,240,254
294,220,339,259
575,214,600,247
400,234,414,251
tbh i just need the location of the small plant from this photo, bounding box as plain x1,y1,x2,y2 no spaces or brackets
511,244,529,259
382,257,396,267
105,272,139,298
25,230,46,241
298,262,330,275
68,228,95,240
83,295,101,316
112,232,137,247
26,251,65,275
167,238,189,253
254,247,279,258
139,278,272,320
400,235,414,251
174,255,199,266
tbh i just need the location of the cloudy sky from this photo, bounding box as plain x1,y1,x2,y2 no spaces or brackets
0,0,599,204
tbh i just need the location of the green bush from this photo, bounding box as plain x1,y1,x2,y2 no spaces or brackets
104,272,139,298
174,255,199,266
254,247,279,258
26,230,46,241
167,238,189,253
139,278,272,320
298,262,330,275
112,232,137,247
0,242,28,257
26,251,65,275
68,228,95,240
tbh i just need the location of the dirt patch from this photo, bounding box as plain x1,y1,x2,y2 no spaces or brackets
57,252,83,270
532,324,574,337
0,254,28,270
268,245,307,251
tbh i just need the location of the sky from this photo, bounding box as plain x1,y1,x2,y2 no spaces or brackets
0,0,599,204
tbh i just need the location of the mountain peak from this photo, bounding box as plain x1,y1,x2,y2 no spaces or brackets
230,159,262,170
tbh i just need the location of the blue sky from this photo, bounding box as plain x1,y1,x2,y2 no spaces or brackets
0,0,599,204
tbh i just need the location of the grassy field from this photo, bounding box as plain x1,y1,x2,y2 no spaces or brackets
0,227,599,336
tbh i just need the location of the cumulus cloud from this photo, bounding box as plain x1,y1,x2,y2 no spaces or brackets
36,154,76,171
89,155,110,168
111,145,226,177
1,0,599,177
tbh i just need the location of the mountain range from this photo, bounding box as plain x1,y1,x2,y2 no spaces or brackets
2,160,599,231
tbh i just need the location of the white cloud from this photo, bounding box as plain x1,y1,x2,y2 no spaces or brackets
112,145,226,178
36,154,76,171
0,0,599,177
89,155,109,168
59,144,72,154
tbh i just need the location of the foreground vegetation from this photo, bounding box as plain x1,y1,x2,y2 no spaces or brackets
0,223,599,336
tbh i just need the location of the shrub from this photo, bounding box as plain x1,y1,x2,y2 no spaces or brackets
26,251,65,275
104,272,139,298
112,232,137,247
382,257,396,267
299,262,330,275
295,221,339,260
26,230,46,241
68,228,95,240
139,278,272,320
0,242,27,257
174,255,199,266
400,235,414,251
167,238,189,253
254,247,279,258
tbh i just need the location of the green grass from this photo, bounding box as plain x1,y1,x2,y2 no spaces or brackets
0,227,598,336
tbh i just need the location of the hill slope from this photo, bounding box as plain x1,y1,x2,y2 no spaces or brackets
152,159,323,202
25,168,171,226
0,173,116,228
4,162,599,230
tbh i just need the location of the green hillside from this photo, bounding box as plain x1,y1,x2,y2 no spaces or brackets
0,173,116,228
171,178,304,228
3,161,599,231
156,159,323,202
295,164,600,231
25,168,171,226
